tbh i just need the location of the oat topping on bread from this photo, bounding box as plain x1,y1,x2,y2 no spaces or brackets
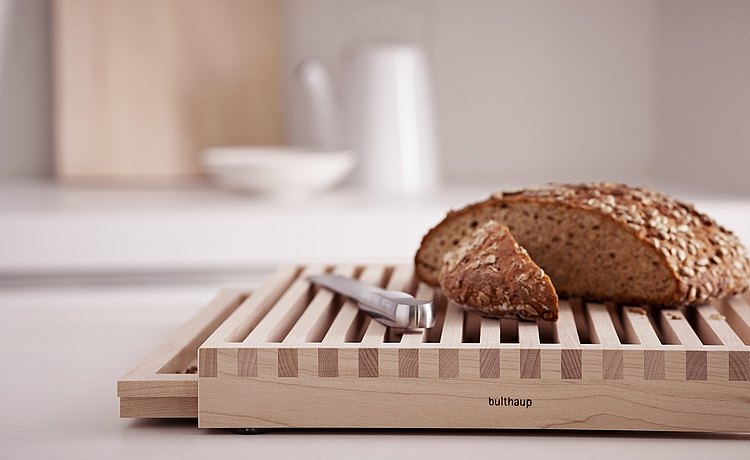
416,183,750,307
439,220,558,321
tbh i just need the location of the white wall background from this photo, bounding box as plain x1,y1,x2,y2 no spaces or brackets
1,0,748,193
656,0,750,195
284,0,750,193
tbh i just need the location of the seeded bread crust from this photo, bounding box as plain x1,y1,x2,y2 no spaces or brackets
415,183,750,307
439,221,558,321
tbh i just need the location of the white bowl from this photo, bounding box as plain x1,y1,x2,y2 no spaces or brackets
202,146,355,197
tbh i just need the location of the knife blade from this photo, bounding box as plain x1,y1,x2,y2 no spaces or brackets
306,274,436,329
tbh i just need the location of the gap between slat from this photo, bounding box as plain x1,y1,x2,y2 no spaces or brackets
322,266,387,345
424,290,448,344
282,265,358,345
659,309,703,348
220,265,301,343
242,265,327,345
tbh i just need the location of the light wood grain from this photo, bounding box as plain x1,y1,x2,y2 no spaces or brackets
556,302,582,379
479,317,501,345
622,307,664,380
518,322,541,378
659,309,706,380
200,376,750,432
147,263,750,432
213,265,300,344
117,289,248,417
586,303,623,379
323,266,385,345
243,265,326,345
120,397,197,419
283,265,358,345
723,296,750,345
586,303,622,346
53,0,283,181
697,304,749,381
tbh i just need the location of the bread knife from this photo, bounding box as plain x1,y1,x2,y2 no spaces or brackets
306,274,436,329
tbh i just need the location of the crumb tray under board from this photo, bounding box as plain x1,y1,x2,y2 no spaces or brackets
117,290,250,418
197,264,750,433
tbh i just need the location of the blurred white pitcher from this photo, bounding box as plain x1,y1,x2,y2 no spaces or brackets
295,44,440,194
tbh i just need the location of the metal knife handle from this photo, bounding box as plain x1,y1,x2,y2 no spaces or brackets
306,274,435,329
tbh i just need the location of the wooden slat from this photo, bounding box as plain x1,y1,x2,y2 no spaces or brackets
721,296,750,345
353,265,420,378
586,303,622,346
438,301,465,379
555,302,582,379
622,307,661,347
322,266,387,344
359,318,388,346
480,317,501,345
243,265,326,345
205,265,300,345
555,301,581,346
697,303,749,381
282,265,358,345
696,304,745,348
659,309,703,348
518,321,541,346
440,302,465,346
586,303,623,379
356,265,409,378
623,307,664,380
518,321,541,378
659,309,706,381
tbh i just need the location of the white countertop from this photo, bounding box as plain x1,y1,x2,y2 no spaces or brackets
0,181,490,274
1,284,749,460
2,180,750,276
2,181,750,458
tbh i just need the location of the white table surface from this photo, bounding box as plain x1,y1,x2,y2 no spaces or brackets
3,180,750,276
2,182,750,458
1,284,749,460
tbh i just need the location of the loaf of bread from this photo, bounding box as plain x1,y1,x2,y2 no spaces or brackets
439,220,558,321
416,183,750,307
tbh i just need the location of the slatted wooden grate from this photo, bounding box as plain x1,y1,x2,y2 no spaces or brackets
198,264,750,383
195,263,750,432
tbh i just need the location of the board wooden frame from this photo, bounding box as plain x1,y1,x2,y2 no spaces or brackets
197,264,750,433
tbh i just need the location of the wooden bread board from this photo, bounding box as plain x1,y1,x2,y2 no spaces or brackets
197,264,750,432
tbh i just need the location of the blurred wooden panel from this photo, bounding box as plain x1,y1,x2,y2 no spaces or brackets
53,0,283,181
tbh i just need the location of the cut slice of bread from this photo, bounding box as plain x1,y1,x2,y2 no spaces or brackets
416,183,750,307
439,220,558,321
